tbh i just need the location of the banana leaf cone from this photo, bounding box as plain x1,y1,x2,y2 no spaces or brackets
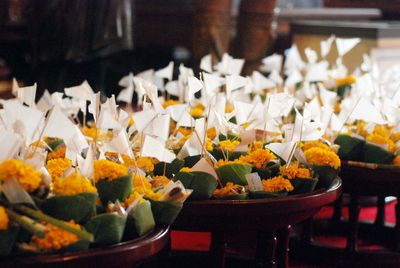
124,201,155,239
254,162,281,180
289,177,319,195
153,159,185,178
183,155,201,168
249,191,288,199
40,193,97,224
213,193,248,200
216,164,252,186
47,138,65,151
149,200,183,226
58,239,90,253
85,213,127,246
362,142,395,164
334,134,365,161
312,165,339,189
0,225,19,257
211,149,245,161
174,171,218,200
96,175,132,204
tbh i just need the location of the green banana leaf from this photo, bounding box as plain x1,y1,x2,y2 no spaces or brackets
174,171,218,200
254,161,281,179
362,142,395,164
211,150,245,161
216,164,252,186
249,191,288,199
85,213,127,246
289,177,318,195
312,165,339,189
153,159,185,177
124,201,155,238
59,239,90,253
0,225,19,257
149,200,182,226
335,134,365,161
40,193,97,223
47,138,65,151
96,175,132,204
184,155,201,168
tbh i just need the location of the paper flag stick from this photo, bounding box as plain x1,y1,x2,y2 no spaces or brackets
200,54,213,73
187,76,203,100
155,61,174,81
336,37,361,57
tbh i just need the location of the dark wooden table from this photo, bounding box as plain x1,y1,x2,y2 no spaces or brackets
1,227,170,268
172,178,342,268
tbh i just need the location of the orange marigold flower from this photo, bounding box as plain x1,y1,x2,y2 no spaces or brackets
280,162,311,179
151,175,171,188
123,191,145,208
47,147,66,161
262,176,293,192
52,173,97,196
179,167,193,173
0,159,42,192
213,182,245,197
0,206,9,230
46,158,72,180
304,147,341,169
162,99,182,109
94,160,128,181
239,148,277,169
219,140,240,152
367,134,396,153
301,141,331,152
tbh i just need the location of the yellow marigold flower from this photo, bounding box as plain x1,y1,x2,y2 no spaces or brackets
162,99,182,109
206,138,213,151
225,103,234,113
335,75,356,87
207,127,217,140
81,127,111,142
30,140,47,149
30,221,80,251
213,182,245,197
0,206,9,230
355,121,368,137
136,157,155,174
177,134,191,148
151,176,171,188
128,117,135,126
190,104,205,118
52,173,97,196
262,176,294,192
280,162,311,179
239,148,277,169
304,147,341,169
132,174,162,200
367,134,396,153
216,159,246,167
179,167,193,173
46,158,72,180
390,132,400,143
133,174,152,189
393,155,400,166
0,160,42,192
123,191,144,208
373,125,391,138
334,102,341,114
47,147,66,161
219,140,240,152
94,160,128,181
251,141,265,151
301,141,331,152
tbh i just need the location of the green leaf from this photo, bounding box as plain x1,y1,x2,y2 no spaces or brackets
40,193,97,223
149,200,182,226
313,165,338,189
362,142,395,164
48,138,65,151
96,175,132,204
254,162,281,179
0,225,19,257
85,213,127,246
153,159,185,177
184,155,201,168
174,171,218,200
334,134,365,161
290,178,318,195
211,149,245,161
216,164,252,186
125,201,155,238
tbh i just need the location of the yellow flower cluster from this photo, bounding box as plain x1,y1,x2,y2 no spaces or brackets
0,160,42,192
0,206,9,230
239,148,277,169
47,147,66,161
393,155,400,166
304,147,341,169
94,160,128,181
52,173,97,196
216,158,246,167
136,157,155,174
390,132,400,143
225,103,234,113
133,174,162,200
190,104,205,118
178,127,193,136
46,158,72,180
207,128,217,140
179,167,193,173
206,138,214,151
262,176,294,193
280,162,311,179
367,134,396,153
301,141,331,152
123,191,145,208
219,140,240,152
162,99,182,109
30,221,80,251
213,182,244,197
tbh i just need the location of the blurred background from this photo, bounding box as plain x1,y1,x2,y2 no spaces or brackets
0,0,399,97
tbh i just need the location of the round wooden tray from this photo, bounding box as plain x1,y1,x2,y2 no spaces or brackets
1,227,170,268
172,178,342,267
